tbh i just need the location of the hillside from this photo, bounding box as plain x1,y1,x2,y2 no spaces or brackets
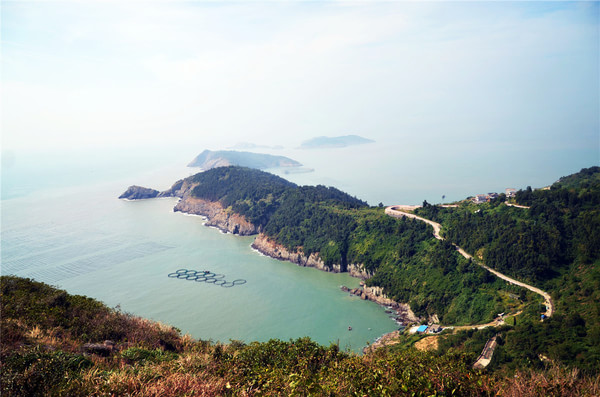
157,167,525,326
119,165,600,372
2,276,598,396
411,167,600,371
552,165,600,190
187,149,302,170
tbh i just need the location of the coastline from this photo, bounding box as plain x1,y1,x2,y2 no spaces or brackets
120,177,420,351
170,194,421,347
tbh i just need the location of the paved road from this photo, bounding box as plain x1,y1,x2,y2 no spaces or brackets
385,205,553,318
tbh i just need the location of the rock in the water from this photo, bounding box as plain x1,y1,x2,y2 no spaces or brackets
119,185,160,200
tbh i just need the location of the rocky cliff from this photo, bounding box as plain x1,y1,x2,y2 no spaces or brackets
252,233,344,273
174,195,258,235
119,185,160,200
342,283,419,324
157,178,194,198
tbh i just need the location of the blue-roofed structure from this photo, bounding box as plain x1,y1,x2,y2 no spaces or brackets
417,325,428,333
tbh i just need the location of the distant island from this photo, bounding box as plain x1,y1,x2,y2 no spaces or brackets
299,135,374,149
118,185,160,200
187,149,302,170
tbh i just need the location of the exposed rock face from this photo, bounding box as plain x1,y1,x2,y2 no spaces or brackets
345,283,419,324
347,263,372,280
251,233,345,273
119,185,160,200
251,234,373,279
157,178,194,198
174,195,258,235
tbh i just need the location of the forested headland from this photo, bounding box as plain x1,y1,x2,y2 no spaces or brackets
181,165,600,373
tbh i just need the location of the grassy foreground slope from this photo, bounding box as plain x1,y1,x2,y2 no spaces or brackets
2,276,598,396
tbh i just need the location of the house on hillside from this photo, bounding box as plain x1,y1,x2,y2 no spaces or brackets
505,188,517,197
429,324,442,333
473,194,488,204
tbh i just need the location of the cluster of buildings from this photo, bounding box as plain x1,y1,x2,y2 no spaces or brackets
472,188,517,204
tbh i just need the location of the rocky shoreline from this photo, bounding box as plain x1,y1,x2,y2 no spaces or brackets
174,196,258,235
172,194,422,332
251,233,342,273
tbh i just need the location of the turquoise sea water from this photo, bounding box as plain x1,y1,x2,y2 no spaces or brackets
1,151,398,352
1,142,594,351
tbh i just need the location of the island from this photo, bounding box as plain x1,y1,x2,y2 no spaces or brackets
299,134,375,149
118,185,160,200
187,149,302,170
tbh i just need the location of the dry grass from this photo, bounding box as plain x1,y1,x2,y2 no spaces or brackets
414,335,439,351
497,366,600,397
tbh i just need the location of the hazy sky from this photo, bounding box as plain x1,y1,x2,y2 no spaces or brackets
2,1,599,158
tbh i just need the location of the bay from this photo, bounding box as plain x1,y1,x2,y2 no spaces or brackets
1,140,590,352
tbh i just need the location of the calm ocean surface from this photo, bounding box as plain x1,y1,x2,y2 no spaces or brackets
1,142,591,351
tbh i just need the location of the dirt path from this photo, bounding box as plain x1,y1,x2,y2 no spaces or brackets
384,206,553,318
505,202,530,209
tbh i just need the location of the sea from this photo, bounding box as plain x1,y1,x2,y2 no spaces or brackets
1,140,592,352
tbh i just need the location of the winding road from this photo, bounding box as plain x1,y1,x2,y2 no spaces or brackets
385,205,553,318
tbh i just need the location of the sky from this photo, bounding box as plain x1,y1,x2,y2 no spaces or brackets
1,1,599,163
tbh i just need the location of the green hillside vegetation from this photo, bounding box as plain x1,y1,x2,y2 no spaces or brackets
552,165,600,190
413,167,600,371
186,166,600,371
188,167,513,324
3,276,598,396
